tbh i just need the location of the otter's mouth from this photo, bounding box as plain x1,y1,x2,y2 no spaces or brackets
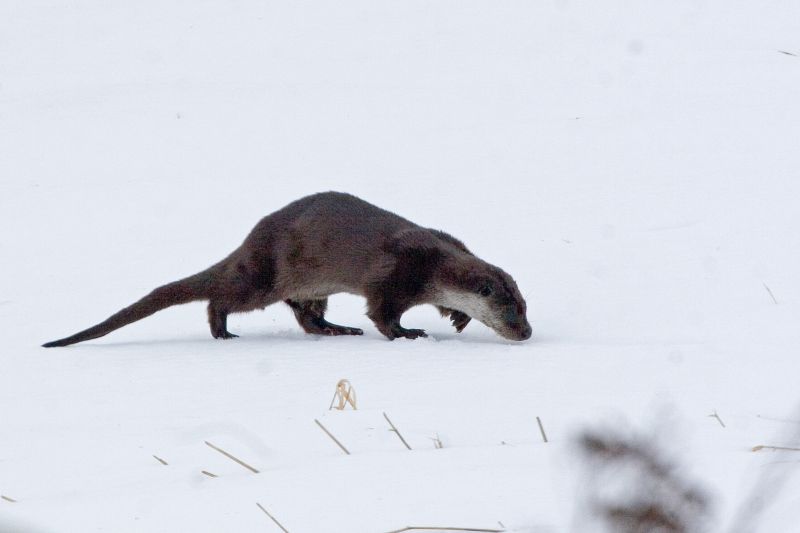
497,321,532,341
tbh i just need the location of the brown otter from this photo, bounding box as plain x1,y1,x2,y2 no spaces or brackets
43,192,531,347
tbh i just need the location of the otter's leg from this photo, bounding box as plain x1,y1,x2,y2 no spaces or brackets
365,242,444,340
208,303,238,339
285,298,364,336
366,297,427,340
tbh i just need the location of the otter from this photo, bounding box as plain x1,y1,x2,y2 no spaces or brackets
43,192,531,347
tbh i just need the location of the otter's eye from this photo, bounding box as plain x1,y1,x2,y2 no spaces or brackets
479,286,493,297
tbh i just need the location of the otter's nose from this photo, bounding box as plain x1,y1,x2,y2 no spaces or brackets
520,324,532,340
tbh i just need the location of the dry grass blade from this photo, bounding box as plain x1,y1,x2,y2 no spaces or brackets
204,441,260,473
709,411,726,428
385,527,504,533
1,495,18,503
384,412,412,450
153,454,168,465
256,502,290,533
314,419,351,455
329,379,357,410
762,283,778,304
201,470,218,478
752,445,800,452
536,416,549,443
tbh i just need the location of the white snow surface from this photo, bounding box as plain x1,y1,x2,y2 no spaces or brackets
2,1,800,532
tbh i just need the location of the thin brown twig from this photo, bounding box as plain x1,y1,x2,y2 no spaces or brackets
537,416,549,443
204,441,260,473
328,389,338,410
153,454,168,465
384,412,412,450
709,411,726,428
257,502,290,533
201,470,218,478
314,419,351,455
763,283,778,304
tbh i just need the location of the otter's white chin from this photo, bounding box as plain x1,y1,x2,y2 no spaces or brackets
435,290,494,323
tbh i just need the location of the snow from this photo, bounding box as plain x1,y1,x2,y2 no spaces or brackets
2,1,800,531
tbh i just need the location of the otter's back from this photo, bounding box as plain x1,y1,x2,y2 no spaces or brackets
260,192,419,297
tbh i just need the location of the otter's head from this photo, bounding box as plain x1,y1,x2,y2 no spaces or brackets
436,258,532,341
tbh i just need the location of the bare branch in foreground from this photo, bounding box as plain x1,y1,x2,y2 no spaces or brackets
577,430,711,533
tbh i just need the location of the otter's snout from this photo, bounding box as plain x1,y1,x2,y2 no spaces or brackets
499,305,532,341
506,320,532,341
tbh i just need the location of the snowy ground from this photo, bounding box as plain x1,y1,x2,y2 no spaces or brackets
2,1,800,531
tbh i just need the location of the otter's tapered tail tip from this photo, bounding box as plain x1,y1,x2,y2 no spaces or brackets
42,336,78,347
42,340,67,348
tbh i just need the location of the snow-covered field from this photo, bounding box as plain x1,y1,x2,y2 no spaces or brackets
2,1,800,531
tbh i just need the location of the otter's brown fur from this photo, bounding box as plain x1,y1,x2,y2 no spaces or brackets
43,192,531,347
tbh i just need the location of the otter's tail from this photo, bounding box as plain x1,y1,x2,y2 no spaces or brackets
42,268,216,348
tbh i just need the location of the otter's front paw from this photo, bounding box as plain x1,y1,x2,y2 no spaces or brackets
450,311,471,332
388,323,428,340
